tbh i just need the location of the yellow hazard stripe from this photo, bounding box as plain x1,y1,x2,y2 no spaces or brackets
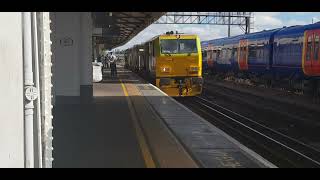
121,81,129,97
120,80,156,168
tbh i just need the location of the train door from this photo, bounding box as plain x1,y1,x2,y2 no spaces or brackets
238,39,249,70
149,41,156,75
146,43,151,73
201,49,207,70
207,44,214,68
138,53,141,71
303,30,320,76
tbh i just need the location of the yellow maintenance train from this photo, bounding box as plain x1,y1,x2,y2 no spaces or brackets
125,31,203,97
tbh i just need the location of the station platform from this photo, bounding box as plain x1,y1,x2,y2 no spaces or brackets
52,66,275,168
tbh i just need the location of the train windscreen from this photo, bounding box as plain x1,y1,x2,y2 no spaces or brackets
160,39,198,54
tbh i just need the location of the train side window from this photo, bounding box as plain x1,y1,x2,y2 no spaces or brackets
259,48,262,59
248,44,256,58
225,49,228,58
257,48,261,58
235,48,238,58
212,50,216,60
314,34,319,60
226,48,230,59
243,46,247,59
216,50,221,58
232,47,236,58
222,49,228,59
306,35,312,61
202,51,207,59
149,43,152,54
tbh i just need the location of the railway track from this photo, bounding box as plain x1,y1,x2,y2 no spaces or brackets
204,80,320,123
178,95,320,168
202,82,320,148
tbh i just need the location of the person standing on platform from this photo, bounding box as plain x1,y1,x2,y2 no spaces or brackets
101,55,106,73
112,53,118,77
105,54,110,69
109,52,117,77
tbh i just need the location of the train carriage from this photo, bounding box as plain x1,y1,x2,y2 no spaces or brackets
201,41,209,73
272,24,320,78
125,32,203,97
202,22,320,97
241,29,280,75
216,36,242,73
271,24,320,91
202,35,244,75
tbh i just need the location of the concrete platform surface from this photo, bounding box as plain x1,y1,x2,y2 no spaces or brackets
128,69,276,168
52,66,274,168
52,66,197,168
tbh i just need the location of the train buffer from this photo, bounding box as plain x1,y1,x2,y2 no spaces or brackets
53,66,275,168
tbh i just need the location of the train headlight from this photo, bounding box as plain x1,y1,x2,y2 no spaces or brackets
161,67,171,73
189,66,199,73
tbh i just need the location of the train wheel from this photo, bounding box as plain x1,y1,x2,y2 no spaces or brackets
210,69,214,76
265,78,272,88
304,79,320,102
288,79,295,92
311,79,318,103
303,79,310,95
294,80,304,95
315,80,320,103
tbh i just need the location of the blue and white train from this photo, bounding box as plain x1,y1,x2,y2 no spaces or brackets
201,23,320,97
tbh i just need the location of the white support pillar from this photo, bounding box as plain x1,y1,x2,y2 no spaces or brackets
51,12,81,104
22,12,35,168
0,12,25,168
79,12,93,103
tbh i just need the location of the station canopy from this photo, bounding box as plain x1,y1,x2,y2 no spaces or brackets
92,12,165,49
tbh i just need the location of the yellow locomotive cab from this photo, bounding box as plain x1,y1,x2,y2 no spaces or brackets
125,33,203,97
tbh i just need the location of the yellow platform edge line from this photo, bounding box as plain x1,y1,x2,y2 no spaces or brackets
120,79,156,168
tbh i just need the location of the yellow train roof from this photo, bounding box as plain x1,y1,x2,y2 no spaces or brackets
158,34,199,39
126,34,199,50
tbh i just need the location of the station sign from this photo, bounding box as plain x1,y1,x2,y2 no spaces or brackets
60,37,73,46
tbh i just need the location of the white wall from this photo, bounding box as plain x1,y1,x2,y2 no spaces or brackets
80,12,93,86
0,12,94,167
51,12,81,97
51,12,93,99
0,12,24,167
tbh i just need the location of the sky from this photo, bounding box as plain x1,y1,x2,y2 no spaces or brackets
114,12,320,51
